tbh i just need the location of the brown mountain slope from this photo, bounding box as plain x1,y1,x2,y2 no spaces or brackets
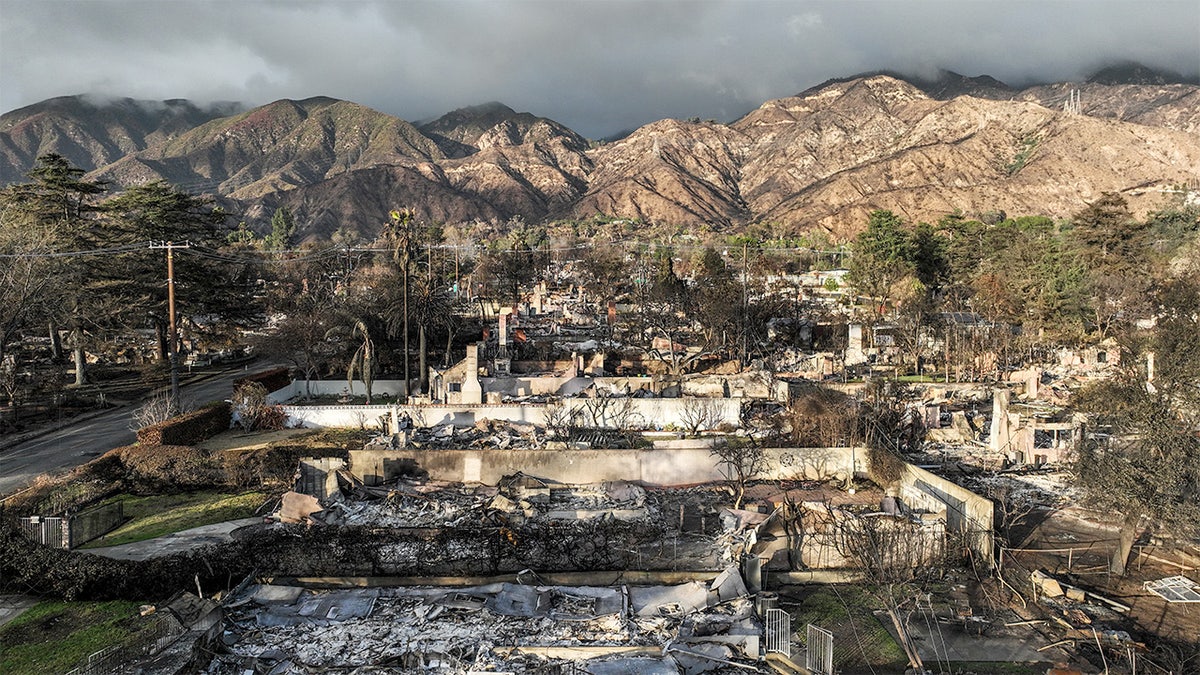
729,77,1200,237
1016,83,1200,133
89,97,444,198
571,119,749,227
246,164,507,239
0,95,239,184
418,102,588,158
3,75,1197,240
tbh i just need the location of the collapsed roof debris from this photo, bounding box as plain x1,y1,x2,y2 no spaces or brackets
1142,576,1200,603
207,568,761,674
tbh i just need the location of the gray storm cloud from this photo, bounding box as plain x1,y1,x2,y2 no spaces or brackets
2,0,1197,138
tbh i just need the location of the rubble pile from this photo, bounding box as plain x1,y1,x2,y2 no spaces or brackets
208,570,762,674
967,472,1080,510
372,419,551,450
321,479,655,529
1028,570,1138,650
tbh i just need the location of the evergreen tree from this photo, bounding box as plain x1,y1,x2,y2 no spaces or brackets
265,206,296,250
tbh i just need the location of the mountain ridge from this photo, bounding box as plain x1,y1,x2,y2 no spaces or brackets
3,65,1197,241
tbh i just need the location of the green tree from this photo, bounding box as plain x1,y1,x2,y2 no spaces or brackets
691,247,739,349
0,214,58,408
264,206,296,250
476,223,542,306
102,181,259,361
1,154,108,385
910,221,949,292
1069,193,1153,337
847,210,915,308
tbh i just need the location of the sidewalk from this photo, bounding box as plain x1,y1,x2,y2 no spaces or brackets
83,517,263,560
0,594,40,629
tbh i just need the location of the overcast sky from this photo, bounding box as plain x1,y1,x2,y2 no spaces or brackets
2,0,1197,138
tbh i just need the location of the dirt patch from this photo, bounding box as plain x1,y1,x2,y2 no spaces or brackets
197,427,313,452
1002,509,1200,656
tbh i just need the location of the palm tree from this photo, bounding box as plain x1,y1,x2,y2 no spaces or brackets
328,319,375,403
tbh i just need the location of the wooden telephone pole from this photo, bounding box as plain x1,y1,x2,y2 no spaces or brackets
150,241,190,409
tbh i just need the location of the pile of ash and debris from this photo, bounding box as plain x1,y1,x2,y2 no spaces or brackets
206,568,763,674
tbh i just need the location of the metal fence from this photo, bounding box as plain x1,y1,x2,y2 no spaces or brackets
19,501,124,549
806,624,834,675
62,611,188,675
765,607,792,658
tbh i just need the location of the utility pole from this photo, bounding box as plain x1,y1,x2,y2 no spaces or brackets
150,241,191,410
390,211,412,402
741,241,749,366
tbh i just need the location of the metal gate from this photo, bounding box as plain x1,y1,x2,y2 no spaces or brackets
20,516,68,549
18,502,124,550
765,608,791,658
806,624,834,675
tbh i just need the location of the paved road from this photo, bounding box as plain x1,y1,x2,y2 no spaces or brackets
0,363,264,497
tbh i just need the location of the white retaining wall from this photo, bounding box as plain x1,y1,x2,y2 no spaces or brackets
269,380,408,404
348,446,863,487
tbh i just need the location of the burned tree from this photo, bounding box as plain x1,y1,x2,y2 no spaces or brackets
1073,275,1200,575
711,440,768,509
679,397,724,437
828,508,951,671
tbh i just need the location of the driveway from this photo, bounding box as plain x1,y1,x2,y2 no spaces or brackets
0,362,270,496
83,517,264,560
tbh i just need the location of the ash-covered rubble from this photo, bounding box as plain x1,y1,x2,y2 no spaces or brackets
317,477,655,529
273,474,768,574
372,418,551,451
206,568,762,674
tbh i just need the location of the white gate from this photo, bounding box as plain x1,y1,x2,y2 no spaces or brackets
806,624,834,675
765,608,791,658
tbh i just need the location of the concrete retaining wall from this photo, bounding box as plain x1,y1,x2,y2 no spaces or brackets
269,380,408,403
347,446,862,487
884,461,995,568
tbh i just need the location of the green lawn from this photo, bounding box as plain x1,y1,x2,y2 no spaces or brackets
782,586,909,672
80,490,268,548
0,600,142,675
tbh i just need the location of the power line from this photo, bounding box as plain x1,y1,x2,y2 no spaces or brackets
1,239,848,261
0,242,149,258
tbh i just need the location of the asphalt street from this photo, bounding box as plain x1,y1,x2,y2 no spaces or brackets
0,363,263,497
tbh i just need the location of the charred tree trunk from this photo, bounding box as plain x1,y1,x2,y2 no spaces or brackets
71,327,87,386
48,320,62,360
1110,514,1142,576
418,324,428,394
886,604,924,671
154,321,168,362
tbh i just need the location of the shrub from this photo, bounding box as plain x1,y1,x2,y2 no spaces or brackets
135,402,231,446
117,445,222,493
232,383,285,431
129,394,189,432
221,443,348,489
233,367,290,396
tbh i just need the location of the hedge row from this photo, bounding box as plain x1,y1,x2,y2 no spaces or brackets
136,402,232,446
233,367,290,397
0,518,669,601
